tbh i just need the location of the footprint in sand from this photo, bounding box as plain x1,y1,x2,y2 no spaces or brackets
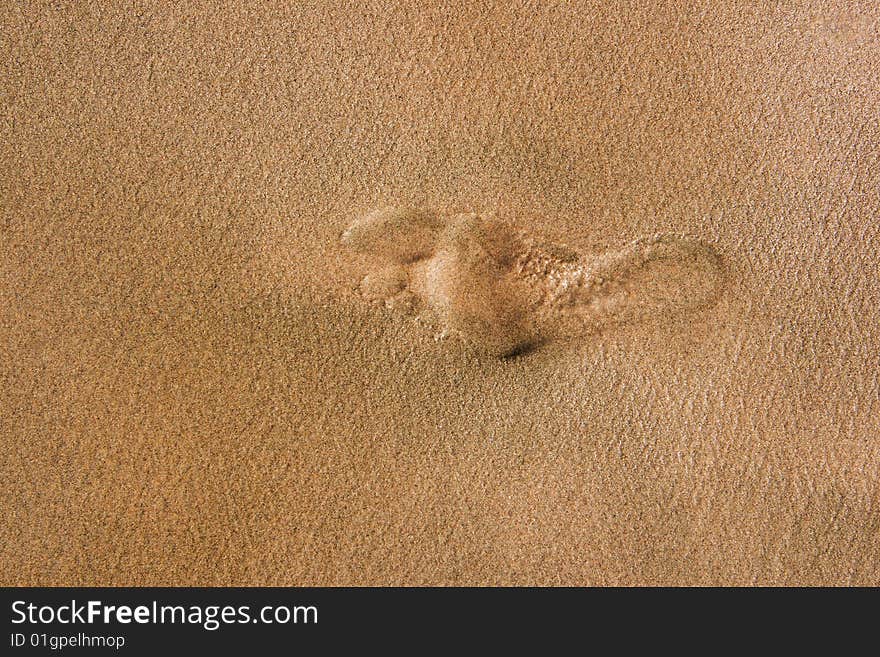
341,206,725,357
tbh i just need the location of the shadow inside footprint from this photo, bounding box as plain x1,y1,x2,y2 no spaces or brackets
341,206,445,263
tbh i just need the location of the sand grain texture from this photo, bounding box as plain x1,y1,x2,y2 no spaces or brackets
2,1,879,585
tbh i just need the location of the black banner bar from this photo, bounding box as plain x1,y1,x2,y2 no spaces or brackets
1,587,874,653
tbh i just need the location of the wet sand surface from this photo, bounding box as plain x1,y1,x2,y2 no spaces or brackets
2,1,879,585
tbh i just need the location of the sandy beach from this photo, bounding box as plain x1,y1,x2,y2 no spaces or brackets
2,1,879,585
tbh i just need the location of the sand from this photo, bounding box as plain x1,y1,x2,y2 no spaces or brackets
2,1,879,585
